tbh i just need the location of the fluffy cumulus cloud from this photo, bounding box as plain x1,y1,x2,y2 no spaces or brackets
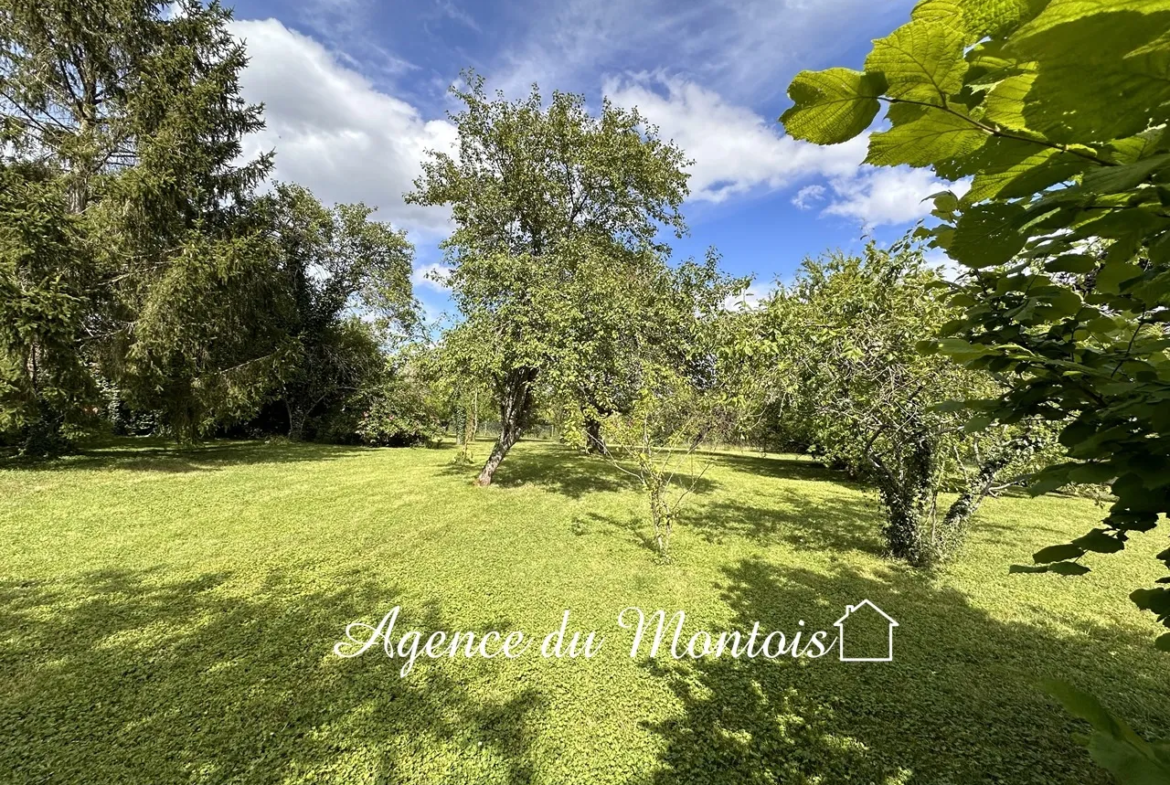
604,73,866,203
821,167,969,229
602,73,963,229
230,19,456,236
229,17,956,239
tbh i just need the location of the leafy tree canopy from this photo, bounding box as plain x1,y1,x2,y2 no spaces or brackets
408,72,694,486
253,183,416,439
745,239,1050,565
0,0,296,443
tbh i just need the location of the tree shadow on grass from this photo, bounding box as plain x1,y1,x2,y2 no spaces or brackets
637,558,1170,785
2,439,372,474
702,452,846,486
0,568,543,784
576,511,663,556
681,492,887,556
675,451,888,555
441,444,718,501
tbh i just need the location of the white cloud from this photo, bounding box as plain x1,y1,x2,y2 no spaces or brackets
230,16,958,243
604,73,866,203
411,262,453,292
433,0,481,32
231,19,456,237
821,167,967,229
792,184,826,210
602,74,967,226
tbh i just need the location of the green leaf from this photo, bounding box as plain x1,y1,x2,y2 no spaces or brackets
1044,254,1096,274
1096,261,1144,294
1156,633,1170,652
1044,680,1170,783
963,414,993,433
1042,680,1124,736
1015,0,1170,42
781,68,886,145
1033,543,1085,563
1010,0,1170,141
1084,154,1170,194
947,203,1027,268
1041,286,1084,318
1068,463,1118,484
1107,127,1170,165
983,72,1036,131
963,141,1091,205
865,21,969,102
866,107,987,168
931,190,961,213
1028,468,1071,496
916,339,940,355
912,0,1045,41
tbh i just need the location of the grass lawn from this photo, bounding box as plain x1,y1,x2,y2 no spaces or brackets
1,439,1167,784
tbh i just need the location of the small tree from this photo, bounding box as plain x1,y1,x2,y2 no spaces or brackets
577,256,742,559
754,240,1046,566
592,371,713,561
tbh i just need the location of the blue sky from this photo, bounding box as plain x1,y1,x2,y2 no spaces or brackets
225,0,956,320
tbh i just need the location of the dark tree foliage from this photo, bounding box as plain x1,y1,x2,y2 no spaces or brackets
254,183,416,440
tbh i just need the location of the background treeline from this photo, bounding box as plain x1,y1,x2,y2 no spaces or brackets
0,0,435,454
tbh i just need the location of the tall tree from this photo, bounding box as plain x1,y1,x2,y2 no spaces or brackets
778,0,1170,648
408,73,689,485
0,164,93,454
1,0,285,441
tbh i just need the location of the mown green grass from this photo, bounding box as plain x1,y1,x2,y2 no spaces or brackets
1,439,1166,784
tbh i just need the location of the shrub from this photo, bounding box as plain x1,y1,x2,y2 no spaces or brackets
355,394,444,448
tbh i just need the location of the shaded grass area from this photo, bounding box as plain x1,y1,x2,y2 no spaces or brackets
1,439,1167,783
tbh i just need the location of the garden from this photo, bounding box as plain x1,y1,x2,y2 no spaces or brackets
2,0,1169,782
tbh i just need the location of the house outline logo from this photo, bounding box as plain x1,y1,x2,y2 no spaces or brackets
834,599,898,662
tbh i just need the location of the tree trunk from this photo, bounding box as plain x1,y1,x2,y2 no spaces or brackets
583,416,609,455
936,436,1033,556
878,473,935,565
476,431,517,486
286,398,306,441
475,367,535,486
873,426,938,566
